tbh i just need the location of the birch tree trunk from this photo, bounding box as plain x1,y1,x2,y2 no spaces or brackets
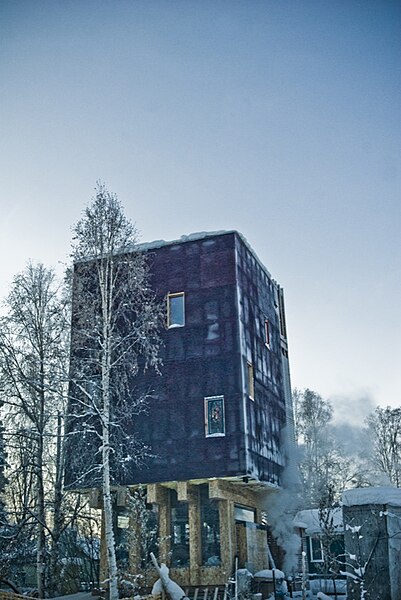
36,431,46,599
102,302,119,600
69,183,162,600
48,414,66,596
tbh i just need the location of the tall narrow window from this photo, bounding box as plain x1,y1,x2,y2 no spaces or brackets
264,319,271,348
278,288,287,339
247,362,254,400
200,484,221,566
167,292,185,328
309,536,324,562
170,489,189,567
205,396,225,437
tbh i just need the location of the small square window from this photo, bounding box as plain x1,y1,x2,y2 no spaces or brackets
247,362,254,400
205,396,225,437
117,515,130,529
264,319,271,348
167,292,185,328
234,505,255,523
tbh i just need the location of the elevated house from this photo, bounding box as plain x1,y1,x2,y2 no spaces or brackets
66,230,295,587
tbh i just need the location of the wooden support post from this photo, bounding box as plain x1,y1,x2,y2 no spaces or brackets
188,486,201,584
147,484,170,564
219,499,234,576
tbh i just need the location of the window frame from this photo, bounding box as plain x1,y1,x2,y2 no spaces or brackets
204,395,226,438
309,536,324,563
170,489,190,568
264,318,271,349
200,484,221,566
234,504,256,523
167,292,185,328
247,362,255,400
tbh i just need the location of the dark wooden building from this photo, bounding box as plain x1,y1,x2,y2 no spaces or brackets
67,230,295,586
342,487,401,600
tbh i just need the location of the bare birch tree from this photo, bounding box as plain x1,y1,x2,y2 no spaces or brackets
366,406,401,487
68,182,162,600
293,388,334,505
293,388,364,506
0,263,69,597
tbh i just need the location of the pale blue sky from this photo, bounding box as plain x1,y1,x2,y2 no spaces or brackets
1,0,400,422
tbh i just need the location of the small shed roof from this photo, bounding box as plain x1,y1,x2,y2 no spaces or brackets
342,486,401,507
294,507,343,535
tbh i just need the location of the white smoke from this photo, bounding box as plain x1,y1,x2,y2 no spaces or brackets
264,427,303,575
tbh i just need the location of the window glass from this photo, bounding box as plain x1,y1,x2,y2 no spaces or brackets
278,288,287,339
234,505,255,523
117,515,130,529
200,484,221,566
310,536,324,562
247,362,254,399
264,319,271,348
170,489,189,567
168,292,185,328
205,396,225,437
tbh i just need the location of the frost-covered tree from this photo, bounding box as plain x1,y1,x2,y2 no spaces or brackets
0,263,69,597
366,406,401,487
316,484,344,598
68,182,162,600
116,487,160,593
0,401,11,586
294,388,334,505
293,388,363,506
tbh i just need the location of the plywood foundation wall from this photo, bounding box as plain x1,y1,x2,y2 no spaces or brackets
96,478,275,588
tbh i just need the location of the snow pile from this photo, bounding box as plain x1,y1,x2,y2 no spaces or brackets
151,563,188,600
254,568,285,580
342,486,401,507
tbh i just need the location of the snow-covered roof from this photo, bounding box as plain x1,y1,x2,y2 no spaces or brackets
137,230,274,281
137,230,234,251
74,230,277,283
294,507,343,535
342,486,401,507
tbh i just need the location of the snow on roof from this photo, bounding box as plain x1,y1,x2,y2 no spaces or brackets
294,507,343,535
137,230,234,251
138,230,274,281
75,229,276,282
342,486,401,507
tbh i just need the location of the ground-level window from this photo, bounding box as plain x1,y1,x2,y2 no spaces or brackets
115,507,130,565
167,292,185,328
234,504,255,523
200,484,221,566
170,489,189,567
247,362,254,400
205,396,225,437
309,536,324,562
